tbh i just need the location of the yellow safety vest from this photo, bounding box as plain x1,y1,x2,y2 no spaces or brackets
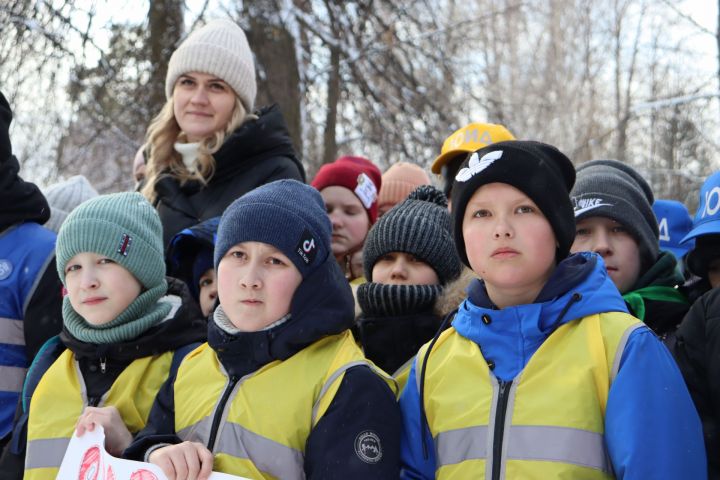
417,312,642,479
25,349,174,480
174,330,396,479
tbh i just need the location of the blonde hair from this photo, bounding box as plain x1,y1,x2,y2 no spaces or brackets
140,95,249,203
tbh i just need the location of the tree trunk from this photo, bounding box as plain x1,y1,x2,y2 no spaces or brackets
245,1,303,161
322,46,340,166
147,0,184,115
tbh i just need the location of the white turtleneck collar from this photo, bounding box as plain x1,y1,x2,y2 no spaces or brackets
174,141,201,171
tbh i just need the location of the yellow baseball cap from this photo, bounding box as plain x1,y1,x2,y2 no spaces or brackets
431,123,515,174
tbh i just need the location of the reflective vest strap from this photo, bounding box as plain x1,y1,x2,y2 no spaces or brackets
506,425,611,473
435,425,489,467
215,421,304,480
610,323,645,383
0,317,24,345
0,365,26,391
392,356,414,379
311,360,368,425
436,424,610,473
25,437,70,469
177,415,213,444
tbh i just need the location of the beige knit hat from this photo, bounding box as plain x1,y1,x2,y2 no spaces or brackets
377,162,431,212
165,19,257,113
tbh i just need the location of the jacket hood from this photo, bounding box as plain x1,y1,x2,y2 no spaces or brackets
166,216,220,299
213,104,305,182
0,92,50,229
454,252,628,375
60,276,207,362
630,250,683,291
208,254,355,376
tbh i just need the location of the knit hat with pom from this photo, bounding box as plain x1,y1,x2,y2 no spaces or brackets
363,185,461,285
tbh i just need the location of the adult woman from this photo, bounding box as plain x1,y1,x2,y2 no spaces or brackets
140,19,305,248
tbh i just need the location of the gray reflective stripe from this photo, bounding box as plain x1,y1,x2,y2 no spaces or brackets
392,356,414,379
506,425,611,472
435,425,610,472
177,415,213,443
435,425,489,466
25,437,70,469
414,354,422,392
0,317,25,346
611,322,645,383
311,360,368,425
215,421,304,480
0,365,26,391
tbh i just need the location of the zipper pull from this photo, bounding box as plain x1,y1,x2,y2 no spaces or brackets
100,357,107,374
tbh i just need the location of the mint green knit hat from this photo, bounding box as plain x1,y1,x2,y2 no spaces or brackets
56,192,169,343
56,192,165,288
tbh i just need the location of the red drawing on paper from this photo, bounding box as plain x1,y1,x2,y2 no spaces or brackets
106,465,116,480
129,469,159,480
77,446,101,480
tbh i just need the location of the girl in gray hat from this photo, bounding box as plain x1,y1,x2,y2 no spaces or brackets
355,185,461,387
138,19,305,249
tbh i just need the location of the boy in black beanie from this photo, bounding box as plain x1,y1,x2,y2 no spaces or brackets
356,185,461,386
570,159,689,339
399,141,704,479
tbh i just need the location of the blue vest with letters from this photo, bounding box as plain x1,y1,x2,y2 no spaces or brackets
0,222,56,439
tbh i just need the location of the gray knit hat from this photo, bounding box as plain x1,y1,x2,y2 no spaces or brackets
363,185,461,285
165,19,257,113
56,192,166,290
571,159,659,268
43,175,99,233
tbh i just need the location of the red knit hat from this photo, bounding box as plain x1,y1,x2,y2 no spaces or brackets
311,155,382,223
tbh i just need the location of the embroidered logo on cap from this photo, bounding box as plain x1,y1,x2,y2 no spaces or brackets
117,233,132,256
354,431,382,464
572,196,614,217
295,229,318,265
0,259,12,281
354,173,378,209
455,150,503,182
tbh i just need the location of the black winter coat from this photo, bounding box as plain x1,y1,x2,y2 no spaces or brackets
0,277,207,480
673,287,720,479
124,256,401,479
152,104,305,248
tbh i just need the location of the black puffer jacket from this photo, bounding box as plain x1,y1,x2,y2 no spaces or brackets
0,277,207,479
673,287,720,479
153,104,305,248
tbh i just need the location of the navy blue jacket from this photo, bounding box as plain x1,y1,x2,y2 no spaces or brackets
125,255,401,479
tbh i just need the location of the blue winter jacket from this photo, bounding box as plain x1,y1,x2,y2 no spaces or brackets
399,252,706,479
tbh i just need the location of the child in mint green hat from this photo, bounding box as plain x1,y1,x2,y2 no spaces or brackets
1,192,206,479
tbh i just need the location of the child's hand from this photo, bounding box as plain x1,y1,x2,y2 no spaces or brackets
148,442,214,480
75,406,133,456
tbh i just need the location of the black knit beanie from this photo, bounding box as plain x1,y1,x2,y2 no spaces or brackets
686,234,720,279
571,159,659,270
450,140,576,267
363,185,461,285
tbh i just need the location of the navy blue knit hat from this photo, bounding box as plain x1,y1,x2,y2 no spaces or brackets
214,179,332,278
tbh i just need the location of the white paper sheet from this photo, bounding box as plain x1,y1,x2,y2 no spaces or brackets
56,426,247,480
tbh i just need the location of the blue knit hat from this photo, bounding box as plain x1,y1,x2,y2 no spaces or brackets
214,180,332,278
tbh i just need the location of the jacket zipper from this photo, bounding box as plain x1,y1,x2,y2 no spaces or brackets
206,375,239,452
492,379,512,480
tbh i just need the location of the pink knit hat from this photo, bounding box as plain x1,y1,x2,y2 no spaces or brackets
377,162,431,213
